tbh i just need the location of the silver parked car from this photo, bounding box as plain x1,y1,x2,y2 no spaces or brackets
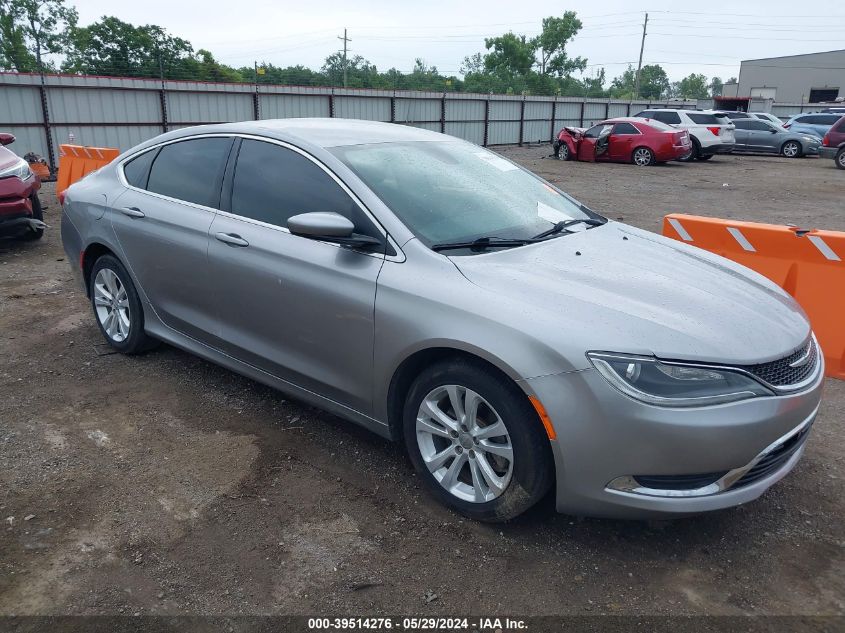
732,118,821,157
61,119,823,521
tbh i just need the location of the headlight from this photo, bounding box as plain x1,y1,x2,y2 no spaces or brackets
0,156,33,181
587,352,773,407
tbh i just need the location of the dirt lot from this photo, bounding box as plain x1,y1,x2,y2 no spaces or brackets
1,150,843,619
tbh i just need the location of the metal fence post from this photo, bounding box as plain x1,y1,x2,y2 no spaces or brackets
38,83,56,174
159,89,168,133
605,101,610,119
440,92,446,133
518,96,525,146
483,96,490,146
626,102,631,116
390,93,396,123
329,89,335,118
549,98,557,142
253,92,260,120
579,100,585,127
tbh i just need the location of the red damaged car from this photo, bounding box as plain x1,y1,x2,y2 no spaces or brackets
553,117,691,166
0,133,44,241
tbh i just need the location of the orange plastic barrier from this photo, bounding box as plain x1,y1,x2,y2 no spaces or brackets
56,144,120,200
663,213,844,381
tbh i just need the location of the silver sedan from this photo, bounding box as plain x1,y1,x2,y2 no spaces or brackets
61,119,823,522
733,118,821,157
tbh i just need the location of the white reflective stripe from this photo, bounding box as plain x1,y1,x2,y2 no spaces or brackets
808,235,842,261
727,227,756,252
668,218,693,241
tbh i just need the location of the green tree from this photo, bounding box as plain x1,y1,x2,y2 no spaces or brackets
483,32,535,77
0,1,36,70
0,0,76,72
610,64,669,99
63,17,195,78
709,76,724,97
532,11,586,77
321,53,383,88
673,73,709,99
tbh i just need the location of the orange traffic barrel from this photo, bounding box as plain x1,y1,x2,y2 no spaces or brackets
663,213,844,381
56,144,120,201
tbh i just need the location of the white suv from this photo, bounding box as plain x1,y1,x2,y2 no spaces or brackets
632,109,735,161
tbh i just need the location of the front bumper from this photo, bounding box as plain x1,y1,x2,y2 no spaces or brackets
819,147,840,160
523,356,824,519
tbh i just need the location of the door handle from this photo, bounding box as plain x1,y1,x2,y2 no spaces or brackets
120,206,145,218
215,232,249,247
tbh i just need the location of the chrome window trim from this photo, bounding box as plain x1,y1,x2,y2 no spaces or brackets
605,403,819,498
116,132,405,263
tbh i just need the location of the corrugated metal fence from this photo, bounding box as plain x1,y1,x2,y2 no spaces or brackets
0,71,814,172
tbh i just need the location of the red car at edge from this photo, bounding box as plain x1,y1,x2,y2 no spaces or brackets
553,117,692,166
0,133,44,241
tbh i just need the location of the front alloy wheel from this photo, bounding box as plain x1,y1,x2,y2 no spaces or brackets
416,385,513,503
782,141,801,158
403,360,553,522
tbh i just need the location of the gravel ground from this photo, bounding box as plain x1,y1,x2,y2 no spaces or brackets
1,150,843,618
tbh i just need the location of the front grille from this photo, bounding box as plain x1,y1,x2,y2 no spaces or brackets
734,423,813,488
634,472,727,490
738,339,817,388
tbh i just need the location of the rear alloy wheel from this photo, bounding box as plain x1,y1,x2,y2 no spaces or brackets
632,147,655,166
404,360,553,522
781,141,801,158
836,148,845,170
679,138,700,162
90,255,156,354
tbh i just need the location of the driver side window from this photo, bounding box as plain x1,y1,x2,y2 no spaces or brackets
229,139,380,239
584,124,612,139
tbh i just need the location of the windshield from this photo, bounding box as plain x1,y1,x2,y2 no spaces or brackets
331,140,599,249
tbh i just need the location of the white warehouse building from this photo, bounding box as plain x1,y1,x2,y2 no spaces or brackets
734,49,845,104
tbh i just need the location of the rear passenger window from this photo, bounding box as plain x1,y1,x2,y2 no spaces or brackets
821,115,841,125
612,122,640,135
652,111,681,125
146,138,233,208
687,113,719,125
230,139,379,238
122,148,158,189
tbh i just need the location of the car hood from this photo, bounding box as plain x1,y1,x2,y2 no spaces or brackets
0,146,20,172
451,222,810,367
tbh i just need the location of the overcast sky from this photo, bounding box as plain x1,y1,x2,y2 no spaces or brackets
70,0,845,82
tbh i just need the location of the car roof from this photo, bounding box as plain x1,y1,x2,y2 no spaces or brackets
135,118,449,150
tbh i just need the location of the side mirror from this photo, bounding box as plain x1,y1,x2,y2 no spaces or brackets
0,133,15,146
288,212,383,249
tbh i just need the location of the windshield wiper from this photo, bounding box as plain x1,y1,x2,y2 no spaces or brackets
531,218,605,241
431,236,533,253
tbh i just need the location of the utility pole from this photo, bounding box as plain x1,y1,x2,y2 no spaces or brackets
634,12,648,99
338,28,351,88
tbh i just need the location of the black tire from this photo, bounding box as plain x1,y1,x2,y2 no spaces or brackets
89,255,156,354
17,193,44,241
632,146,655,166
781,140,802,158
679,138,700,162
403,359,554,522
836,148,845,170
698,154,714,161
558,142,571,161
